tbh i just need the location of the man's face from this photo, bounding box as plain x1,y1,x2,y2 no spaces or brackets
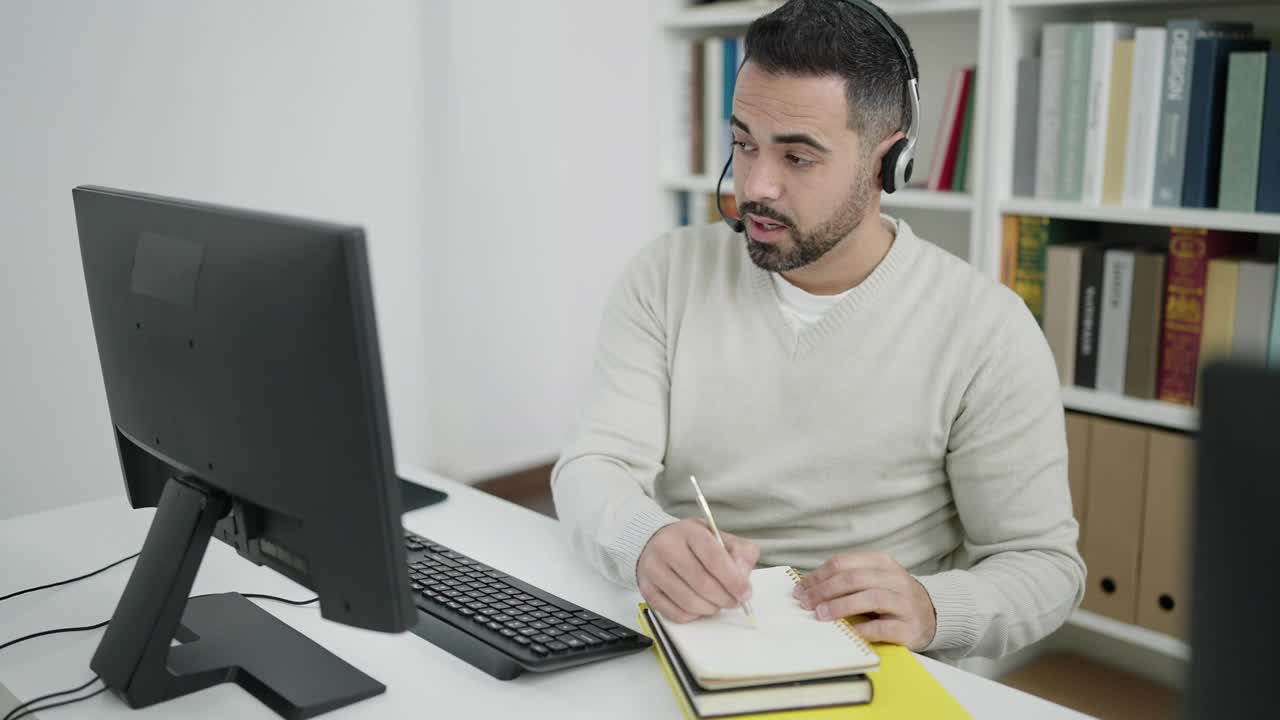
730,61,876,273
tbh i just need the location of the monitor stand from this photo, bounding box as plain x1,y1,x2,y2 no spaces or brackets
91,477,384,720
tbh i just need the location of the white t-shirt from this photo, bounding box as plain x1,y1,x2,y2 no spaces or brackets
770,273,854,331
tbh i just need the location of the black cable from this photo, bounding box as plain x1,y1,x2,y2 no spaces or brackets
2,674,101,720
0,553,139,603
240,593,319,607
0,594,316,655
0,620,111,654
6,686,108,720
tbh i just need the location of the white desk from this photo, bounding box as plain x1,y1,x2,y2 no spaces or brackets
0,467,1090,719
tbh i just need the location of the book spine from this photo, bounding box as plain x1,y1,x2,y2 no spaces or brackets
1044,245,1084,385
689,42,705,176
703,38,724,180
1256,51,1280,213
1015,216,1052,323
1123,29,1167,210
1036,24,1069,199
1102,38,1136,207
1219,52,1269,212
951,68,977,193
1125,252,1166,399
1013,57,1042,198
1057,24,1093,202
1001,214,1020,288
1075,246,1106,388
1156,228,1237,404
1097,250,1135,393
1153,21,1201,207
1231,261,1276,363
936,69,973,192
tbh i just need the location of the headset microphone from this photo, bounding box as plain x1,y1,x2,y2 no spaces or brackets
715,155,745,233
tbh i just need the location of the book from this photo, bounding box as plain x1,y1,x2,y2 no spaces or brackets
1230,259,1276,364
1056,24,1094,202
1258,50,1280,213
650,567,880,690
1156,228,1253,405
1122,28,1168,210
1101,38,1136,206
641,606,872,718
1218,52,1269,211
930,68,973,191
1181,37,1271,208
638,566,973,720
1074,245,1107,388
1125,251,1167,399
1131,251,1172,397
1043,244,1086,385
1195,257,1242,405
1012,57,1041,198
1000,214,1020,289
1097,249,1136,394
1036,24,1070,199
1152,20,1254,208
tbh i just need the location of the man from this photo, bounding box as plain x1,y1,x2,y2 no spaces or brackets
551,0,1085,660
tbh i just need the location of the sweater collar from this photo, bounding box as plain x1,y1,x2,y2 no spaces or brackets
747,214,922,355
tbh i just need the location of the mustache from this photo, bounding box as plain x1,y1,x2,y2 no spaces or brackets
738,202,795,228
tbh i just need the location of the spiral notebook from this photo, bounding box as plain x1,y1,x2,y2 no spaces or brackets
651,566,880,690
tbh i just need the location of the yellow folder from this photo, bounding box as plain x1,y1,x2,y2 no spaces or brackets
637,605,972,719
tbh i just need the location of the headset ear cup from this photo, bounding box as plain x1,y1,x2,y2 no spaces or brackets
881,139,907,194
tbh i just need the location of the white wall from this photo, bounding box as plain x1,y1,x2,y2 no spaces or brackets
0,0,434,518
0,0,661,516
422,1,660,480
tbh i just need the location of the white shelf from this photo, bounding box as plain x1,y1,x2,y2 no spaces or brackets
1009,0,1276,8
663,0,981,30
1061,386,1198,432
1067,609,1190,662
1001,197,1280,236
662,175,972,212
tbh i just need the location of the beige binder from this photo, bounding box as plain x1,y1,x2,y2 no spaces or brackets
1136,429,1195,639
1065,412,1092,537
1080,418,1150,623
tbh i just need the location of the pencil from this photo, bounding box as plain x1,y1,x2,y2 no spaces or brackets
688,475,755,623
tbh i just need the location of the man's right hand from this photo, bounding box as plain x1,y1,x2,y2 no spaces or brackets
636,519,760,623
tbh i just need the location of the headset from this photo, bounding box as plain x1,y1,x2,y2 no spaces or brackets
718,0,922,233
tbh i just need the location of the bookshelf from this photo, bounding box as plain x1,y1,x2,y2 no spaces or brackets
654,0,1280,687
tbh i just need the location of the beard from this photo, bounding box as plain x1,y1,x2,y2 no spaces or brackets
741,168,874,273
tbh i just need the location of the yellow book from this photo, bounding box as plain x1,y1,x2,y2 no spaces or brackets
1195,257,1241,405
637,567,972,719
1102,39,1136,206
1000,214,1020,289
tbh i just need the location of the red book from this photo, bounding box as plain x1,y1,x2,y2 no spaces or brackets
933,68,973,192
1156,228,1253,405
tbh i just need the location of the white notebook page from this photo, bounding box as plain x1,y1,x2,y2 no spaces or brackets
654,566,880,688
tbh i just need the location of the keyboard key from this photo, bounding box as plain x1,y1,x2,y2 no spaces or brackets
514,636,531,645
491,614,512,623
459,608,475,617
572,631,603,647
499,628,517,638
530,644,549,655
585,628,616,644
555,623,576,634
505,621,526,630
563,637,585,649
474,614,490,624
531,634,555,644
544,627,565,637
519,627,539,637
608,628,637,640
486,622,503,631
546,641,568,652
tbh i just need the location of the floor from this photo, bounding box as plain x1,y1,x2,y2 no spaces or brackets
473,465,1182,719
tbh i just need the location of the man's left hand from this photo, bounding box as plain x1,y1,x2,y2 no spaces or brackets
793,552,938,651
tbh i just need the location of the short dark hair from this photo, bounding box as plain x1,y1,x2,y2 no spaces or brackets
744,0,915,148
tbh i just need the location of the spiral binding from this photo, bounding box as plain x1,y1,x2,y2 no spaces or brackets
785,567,876,658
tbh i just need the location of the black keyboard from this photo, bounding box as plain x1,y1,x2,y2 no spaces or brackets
403,531,651,680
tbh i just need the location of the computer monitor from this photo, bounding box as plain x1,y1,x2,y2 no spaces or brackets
1185,359,1277,719
73,185,442,718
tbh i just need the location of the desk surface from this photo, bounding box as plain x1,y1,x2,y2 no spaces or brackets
0,467,1089,719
